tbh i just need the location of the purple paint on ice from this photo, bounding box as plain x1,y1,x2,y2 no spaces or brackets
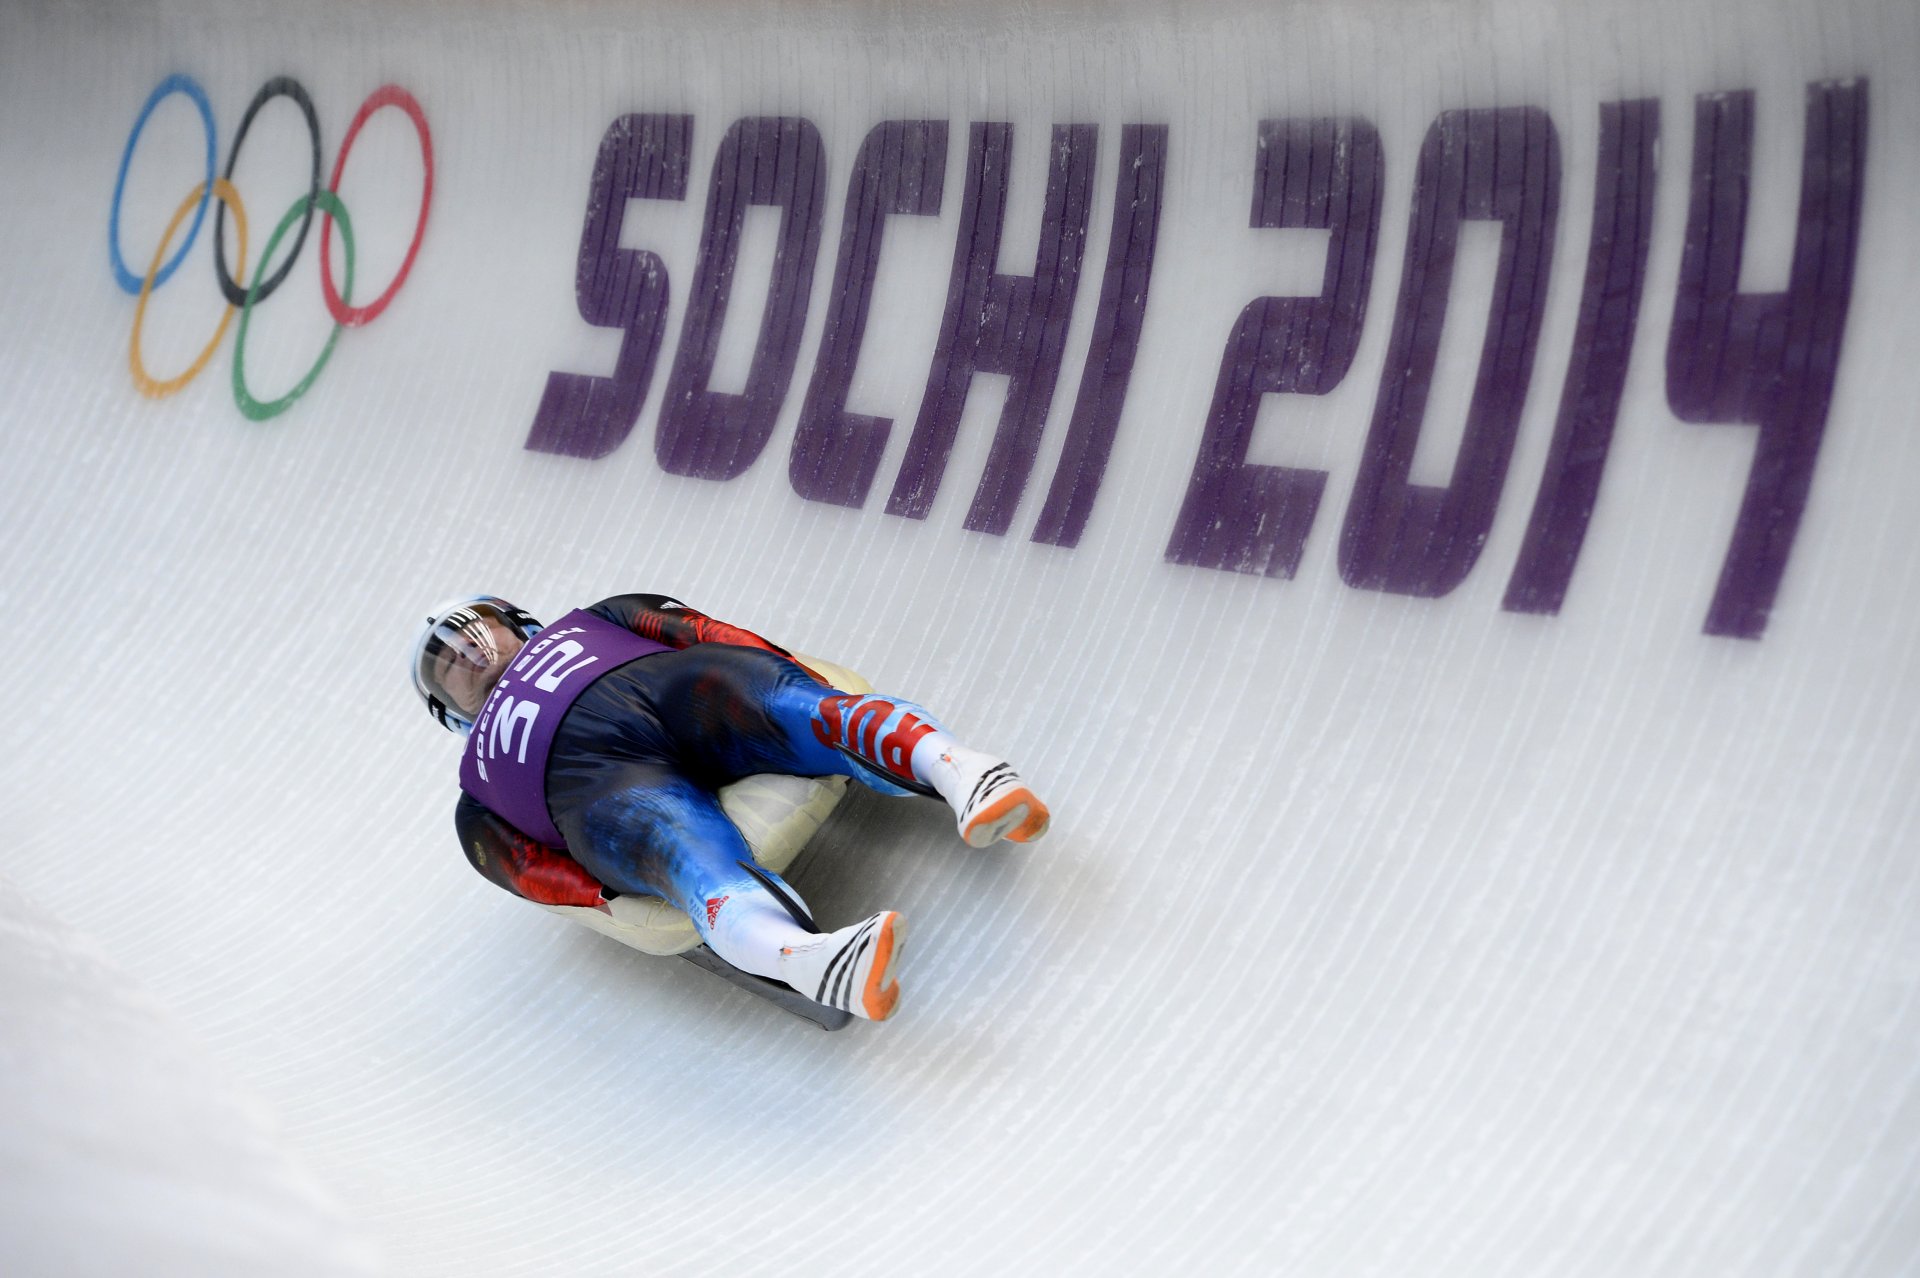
1665,80,1867,640
1033,123,1168,549
657,117,826,480
1339,107,1561,599
1504,99,1659,615
887,122,1097,533
460,610,672,847
525,114,690,460
1165,117,1382,576
789,120,949,507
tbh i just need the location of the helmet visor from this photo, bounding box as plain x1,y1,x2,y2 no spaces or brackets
417,602,533,727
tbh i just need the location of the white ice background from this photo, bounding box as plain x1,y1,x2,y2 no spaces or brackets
1,0,1917,1273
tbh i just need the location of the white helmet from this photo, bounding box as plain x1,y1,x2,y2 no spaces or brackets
411,596,542,732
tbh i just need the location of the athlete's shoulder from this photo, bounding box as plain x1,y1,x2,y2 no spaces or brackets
585,593,688,624
591,591,691,614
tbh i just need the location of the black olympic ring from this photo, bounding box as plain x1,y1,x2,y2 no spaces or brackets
212,76,321,308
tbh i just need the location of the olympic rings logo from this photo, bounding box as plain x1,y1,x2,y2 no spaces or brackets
109,74,434,420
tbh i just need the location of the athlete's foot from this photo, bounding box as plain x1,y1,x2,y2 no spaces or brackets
779,912,907,1021
931,746,1051,847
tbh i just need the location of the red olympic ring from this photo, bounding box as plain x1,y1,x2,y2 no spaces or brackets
319,85,434,327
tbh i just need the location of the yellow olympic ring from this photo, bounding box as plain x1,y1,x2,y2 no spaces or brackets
130,178,248,399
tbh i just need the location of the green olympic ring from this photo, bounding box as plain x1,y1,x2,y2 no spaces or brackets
232,190,353,422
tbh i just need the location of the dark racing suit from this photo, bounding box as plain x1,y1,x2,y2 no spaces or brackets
454,595,938,948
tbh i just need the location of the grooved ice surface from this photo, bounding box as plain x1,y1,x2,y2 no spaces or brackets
0,876,373,1275
2,0,1917,1273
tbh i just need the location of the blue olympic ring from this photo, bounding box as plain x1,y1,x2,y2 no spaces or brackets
109,74,216,295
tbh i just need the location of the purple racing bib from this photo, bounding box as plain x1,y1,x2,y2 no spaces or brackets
459,608,671,845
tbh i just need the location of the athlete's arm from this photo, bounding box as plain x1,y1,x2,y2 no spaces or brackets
454,792,608,908
589,593,827,681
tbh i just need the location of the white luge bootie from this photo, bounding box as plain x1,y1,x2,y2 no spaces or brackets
924,744,1052,847
779,911,907,1021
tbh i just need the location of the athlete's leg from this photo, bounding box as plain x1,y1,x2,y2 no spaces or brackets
563,767,811,975
560,765,906,1019
649,645,1051,846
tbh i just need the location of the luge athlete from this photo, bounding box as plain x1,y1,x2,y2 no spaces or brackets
411,594,1049,1022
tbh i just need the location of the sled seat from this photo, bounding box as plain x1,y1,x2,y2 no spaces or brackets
534,653,870,956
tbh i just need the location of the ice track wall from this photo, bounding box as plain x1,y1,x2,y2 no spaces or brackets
3,0,1917,1272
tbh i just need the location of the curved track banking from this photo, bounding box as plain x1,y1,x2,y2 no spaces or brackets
1,0,1916,1272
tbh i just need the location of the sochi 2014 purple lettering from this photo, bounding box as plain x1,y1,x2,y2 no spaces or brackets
1165,116,1383,579
525,113,689,460
1030,123,1168,549
657,117,826,482
1337,106,1561,600
530,78,1866,641
1666,85,1866,640
1502,99,1659,619
886,121,1096,535
791,120,951,507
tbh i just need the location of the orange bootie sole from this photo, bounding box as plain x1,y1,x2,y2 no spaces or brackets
962,787,1051,847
